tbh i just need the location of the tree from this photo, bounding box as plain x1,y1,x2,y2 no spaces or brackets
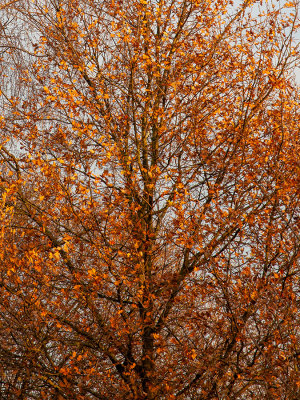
0,0,300,398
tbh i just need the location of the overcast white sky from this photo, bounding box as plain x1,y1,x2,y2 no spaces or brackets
295,67,300,83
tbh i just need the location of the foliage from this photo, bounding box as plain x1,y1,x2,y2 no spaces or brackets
0,0,300,398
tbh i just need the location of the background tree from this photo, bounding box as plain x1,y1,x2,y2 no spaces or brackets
0,0,300,398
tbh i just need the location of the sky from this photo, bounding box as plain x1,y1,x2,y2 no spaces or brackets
295,67,300,84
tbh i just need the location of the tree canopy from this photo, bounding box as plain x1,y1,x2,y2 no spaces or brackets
0,0,300,398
